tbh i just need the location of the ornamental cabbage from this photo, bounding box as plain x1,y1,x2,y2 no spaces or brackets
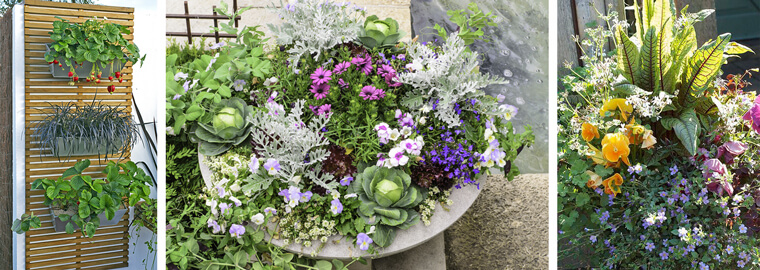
357,15,405,49
192,97,254,156
349,166,426,247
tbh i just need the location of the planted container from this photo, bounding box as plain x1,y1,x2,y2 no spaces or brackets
46,43,125,79
50,206,127,232
52,136,124,157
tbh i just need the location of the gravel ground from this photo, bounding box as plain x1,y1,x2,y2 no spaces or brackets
444,174,549,270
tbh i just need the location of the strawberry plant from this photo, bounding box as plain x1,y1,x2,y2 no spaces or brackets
44,16,145,88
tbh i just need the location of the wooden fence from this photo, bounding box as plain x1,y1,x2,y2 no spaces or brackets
165,0,241,44
558,0,717,75
22,1,134,269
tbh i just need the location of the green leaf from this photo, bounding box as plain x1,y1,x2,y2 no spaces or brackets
576,193,590,206
315,260,333,270
682,33,731,102
65,222,75,234
185,104,203,121
332,259,345,270
615,25,640,86
725,41,754,55
661,109,699,155
640,27,660,92
78,204,91,219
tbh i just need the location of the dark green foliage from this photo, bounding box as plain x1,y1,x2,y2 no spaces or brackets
32,102,139,160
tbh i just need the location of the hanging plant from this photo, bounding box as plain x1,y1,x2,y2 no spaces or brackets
44,16,145,91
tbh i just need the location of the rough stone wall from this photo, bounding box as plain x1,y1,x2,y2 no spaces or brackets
166,0,411,47
0,7,14,270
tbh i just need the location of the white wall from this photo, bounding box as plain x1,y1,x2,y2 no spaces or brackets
96,0,164,269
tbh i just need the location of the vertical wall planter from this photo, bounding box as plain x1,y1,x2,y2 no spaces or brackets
52,136,125,157
50,207,128,232
15,1,136,269
45,44,125,79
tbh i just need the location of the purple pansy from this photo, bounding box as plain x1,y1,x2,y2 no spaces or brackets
357,233,373,250
229,224,245,238
330,199,343,214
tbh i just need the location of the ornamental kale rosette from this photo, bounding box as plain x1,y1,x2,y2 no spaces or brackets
166,0,532,265
558,0,760,268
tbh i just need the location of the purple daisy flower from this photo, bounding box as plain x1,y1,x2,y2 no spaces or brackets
338,78,349,89
743,96,760,134
310,83,330,100
310,67,332,85
359,85,385,100
317,104,332,117
352,54,373,75
333,61,351,75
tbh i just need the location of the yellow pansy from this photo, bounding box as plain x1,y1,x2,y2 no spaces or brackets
600,98,633,121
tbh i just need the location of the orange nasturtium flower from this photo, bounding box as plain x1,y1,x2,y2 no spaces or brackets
581,123,600,142
586,170,603,189
600,98,633,121
602,173,624,196
601,133,631,166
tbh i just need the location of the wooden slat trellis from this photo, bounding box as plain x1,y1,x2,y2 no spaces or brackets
22,1,134,269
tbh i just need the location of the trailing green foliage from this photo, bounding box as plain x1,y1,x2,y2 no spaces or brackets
12,160,153,238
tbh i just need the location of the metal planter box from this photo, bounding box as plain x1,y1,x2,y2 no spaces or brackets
52,136,124,157
45,43,125,79
50,207,128,232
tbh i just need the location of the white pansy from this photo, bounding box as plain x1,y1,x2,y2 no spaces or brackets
251,213,265,225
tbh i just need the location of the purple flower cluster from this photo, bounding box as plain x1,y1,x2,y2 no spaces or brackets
333,61,351,75
422,135,481,189
359,85,385,100
309,104,332,117
377,64,403,87
309,67,333,100
351,54,373,75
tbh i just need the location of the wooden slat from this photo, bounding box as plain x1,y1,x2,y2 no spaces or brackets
26,239,128,256
24,6,134,20
24,22,134,32
25,0,134,13
26,220,129,237
22,1,135,268
24,14,134,26
26,250,129,268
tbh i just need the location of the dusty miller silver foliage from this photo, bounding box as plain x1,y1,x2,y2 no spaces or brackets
250,99,337,190
268,0,365,69
397,34,509,127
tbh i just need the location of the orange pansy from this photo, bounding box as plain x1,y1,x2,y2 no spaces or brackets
601,133,631,166
586,170,603,189
602,173,624,197
581,123,600,142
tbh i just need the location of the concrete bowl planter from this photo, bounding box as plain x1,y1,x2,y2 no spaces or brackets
199,152,483,260
52,136,124,157
45,43,125,79
50,206,128,232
